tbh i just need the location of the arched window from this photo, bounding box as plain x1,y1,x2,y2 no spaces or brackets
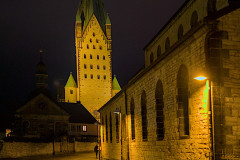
150,52,154,64
165,37,170,51
190,11,198,28
141,91,147,141
177,65,189,137
110,112,112,143
178,24,184,40
131,98,135,140
157,45,161,57
106,115,108,142
155,80,164,140
115,114,119,143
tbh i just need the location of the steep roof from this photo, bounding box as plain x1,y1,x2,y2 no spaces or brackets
65,72,77,88
112,75,121,90
76,0,110,34
60,103,97,124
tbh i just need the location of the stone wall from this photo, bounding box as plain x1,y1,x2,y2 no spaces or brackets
0,141,97,158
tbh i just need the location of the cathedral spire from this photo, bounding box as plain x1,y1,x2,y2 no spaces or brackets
35,49,48,89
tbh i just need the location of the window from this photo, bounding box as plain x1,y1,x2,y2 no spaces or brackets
93,32,95,37
84,64,87,69
90,65,93,69
93,45,96,49
90,38,92,43
90,54,92,59
177,65,189,137
141,91,148,140
150,52,154,64
87,44,89,49
106,115,108,142
115,113,119,143
91,74,93,79
104,75,106,80
97,75,100,79
84,54,86,59
83,125,87,132
190,11,198,28
70,90,73,94
110,113,112,143
84,74,87,78
100,46,102,50
157,45,161,57
71,125,76,132
178,24,184,40
155,80,164,140
103,56,105,60
131,98,135,140
103,65,106,70
96,39,99,43
102,116,104,142
97,65,100,69
97,55,99,60
165,37,170,50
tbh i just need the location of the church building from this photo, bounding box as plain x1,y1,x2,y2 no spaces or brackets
65,0,120,119
98,0,240,159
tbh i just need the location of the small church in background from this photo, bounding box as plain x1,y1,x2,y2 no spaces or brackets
64,0,121,119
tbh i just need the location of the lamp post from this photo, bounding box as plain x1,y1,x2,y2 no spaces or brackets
114,108,122,160
194,76,215,160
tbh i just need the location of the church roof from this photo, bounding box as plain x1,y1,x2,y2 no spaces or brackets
112,75,121,91
65,72,77,88
76,0,110,34
60,102,97,124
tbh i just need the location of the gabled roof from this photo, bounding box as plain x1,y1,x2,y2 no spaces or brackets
60,103,97,124
65,72,77,88
76,0,110,34
112,75,121,90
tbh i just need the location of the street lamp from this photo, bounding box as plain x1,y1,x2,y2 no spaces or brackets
114,108,122,160
194,76,215,160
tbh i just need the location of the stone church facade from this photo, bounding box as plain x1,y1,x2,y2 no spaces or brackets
99,0,240,159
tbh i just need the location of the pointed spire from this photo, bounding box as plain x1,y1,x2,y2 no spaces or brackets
112,75,121,90
106,14,111,25
65,72,77,88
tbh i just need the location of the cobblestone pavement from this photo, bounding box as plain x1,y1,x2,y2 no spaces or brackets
0,152,99,160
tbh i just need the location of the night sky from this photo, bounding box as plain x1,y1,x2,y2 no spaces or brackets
0,0,186,109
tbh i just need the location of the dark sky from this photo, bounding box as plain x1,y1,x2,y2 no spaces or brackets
0,0,186,108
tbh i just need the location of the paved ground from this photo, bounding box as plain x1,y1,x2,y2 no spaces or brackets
0,152,99,160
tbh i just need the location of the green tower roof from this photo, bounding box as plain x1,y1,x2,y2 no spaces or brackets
112,75,121,90
65,72,77,88
76,0,111,34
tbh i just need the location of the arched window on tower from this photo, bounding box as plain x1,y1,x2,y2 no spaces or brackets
157,45,161,57
141,91,148,141
177,65,189,138
131,98,135,140
155,80,164,140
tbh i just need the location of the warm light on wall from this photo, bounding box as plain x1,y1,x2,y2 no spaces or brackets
201,80,209,118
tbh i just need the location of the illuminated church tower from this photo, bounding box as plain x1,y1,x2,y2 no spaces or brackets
74,0,112,117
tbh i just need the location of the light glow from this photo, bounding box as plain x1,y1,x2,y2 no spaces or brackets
194,76,207,81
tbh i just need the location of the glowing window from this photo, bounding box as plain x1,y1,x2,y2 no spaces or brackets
177,65,189,137
155,80,164,140
83,125,87,132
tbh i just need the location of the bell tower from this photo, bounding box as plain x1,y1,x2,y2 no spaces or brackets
75,0,112,118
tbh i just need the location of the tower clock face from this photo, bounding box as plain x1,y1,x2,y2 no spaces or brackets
39,102,46,110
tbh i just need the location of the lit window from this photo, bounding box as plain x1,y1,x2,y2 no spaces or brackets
97,65,100,69
83,125,87,132
90,65,93,69
97,55,99,60
85,74,87,78
103,65,106,70
90,54,92,59
70,90,73,94
103,56,105,60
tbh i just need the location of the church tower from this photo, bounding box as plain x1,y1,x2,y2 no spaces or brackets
36,50,48,89
75,0,112,117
